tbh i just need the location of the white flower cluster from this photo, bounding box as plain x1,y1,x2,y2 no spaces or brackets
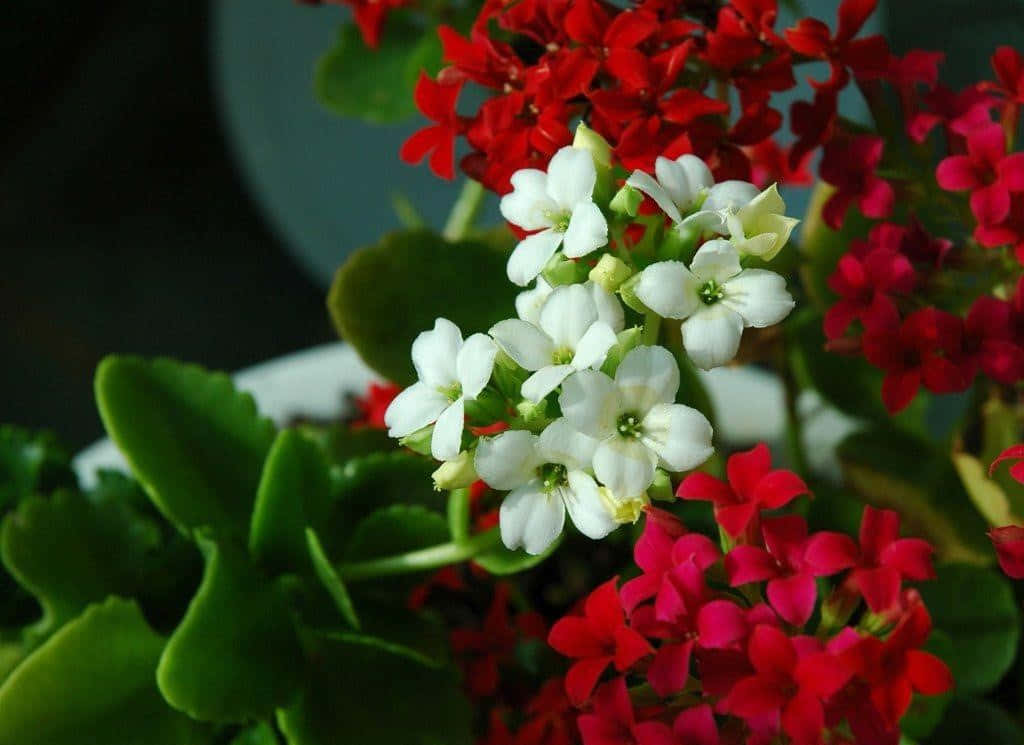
385,131,800,555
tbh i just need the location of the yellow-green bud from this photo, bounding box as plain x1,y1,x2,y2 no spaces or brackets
617,274,652,314
542,254,589,287
588,254,633,292
648,470,674,502
432,450,478,490
610,184,642,217
600,326,642,376
573,122,612,169
515,399,550,432
399,425,433,456
599,487,650,525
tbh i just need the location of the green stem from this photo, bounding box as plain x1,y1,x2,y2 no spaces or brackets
442,179,486,241
641,311,661,346
778,342,811,479
336,526,503,582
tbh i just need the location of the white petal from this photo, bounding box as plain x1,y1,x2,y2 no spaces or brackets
558,370,621,439
563,471,617,540
626,169,683,224
500,169,556,231
538,416,599,472
571,321,617,370
521,365,575,403
737,183,785,226
681,305,745,370
702,180,759,212
507,229,563,287
515,277,553,325
457,333,497,399
430,398,465,461
411,318,462,388
587,281,625,332
614,345,680,414
546,146,597,209
490,319,555,371
654,155,710,215
539,284,598,348
522,489,567,555
593,437,657,497
384,382,449,438
563,201,608,258
475,429,542,490
689,239,742,283
679,209,727,235
499,482,544,551
636,261,701,320
676,154,714,194
641,403,714,472
722,269,795,328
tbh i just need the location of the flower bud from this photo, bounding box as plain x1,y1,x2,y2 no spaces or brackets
599,487,650,524
588,254,633,292
648,470,674,502
658,223,700,262
515,399,550,432
600,327,642,376
432,450,478,490
399,425,433,456
573,122,612,170
610,184,642,217
542,254,590,287
617,274,652,314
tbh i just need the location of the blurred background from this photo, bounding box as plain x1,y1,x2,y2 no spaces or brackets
1,0,1022,448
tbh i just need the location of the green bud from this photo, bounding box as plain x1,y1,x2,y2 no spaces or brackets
399,425,433,456
432,450,478,490
617,274,652,314
573,122,612,169
658,223,700,262
588,254,633,292
515,399,550,432
610,184,642,217
648,469,674,502
542,254,590,287
601,326,642,376
464,389,506,424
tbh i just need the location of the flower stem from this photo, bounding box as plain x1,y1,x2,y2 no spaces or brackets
442,179,486,241
336,526,503,582
641,311,661,346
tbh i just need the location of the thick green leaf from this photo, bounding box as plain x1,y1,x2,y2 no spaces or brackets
836,427,992,564
923,696,1024,745
229,723,279,745
94,356,277,537
157,537,303,722
327,229,518,385
917,564,1020,695
0,426,74,512
0,597,207,745
343,503,449,562
305,528,359,629
314,18,442,124
250,430,331,573
319,425,394,464
276,633,471,745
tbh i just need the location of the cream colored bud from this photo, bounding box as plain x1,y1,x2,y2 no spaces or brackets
432,450,478,490
648,470,674,502
610,184,642,217
588,254,633,292
572,122,612,169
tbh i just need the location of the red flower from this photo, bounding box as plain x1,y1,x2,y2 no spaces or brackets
788,89,838,169
677,443,809,540
784,0,889,91
861,307,970,414
819,135,894,229
990,443,1024,484
983,46,1024,105
620,704,721,745
721,625,851,745
517,678,577,745
401,74,465,180
910,82,996,145
804,506,935,614
963,296,1024,384
745,138,813,189
936,122,1024,227
577,677,670,745
548,578,652,705
824,245,915,340
975,193,1024,262
351,381,401,429
989,525,1024,579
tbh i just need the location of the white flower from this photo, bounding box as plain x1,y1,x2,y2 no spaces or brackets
558,345,714,497
384,318,496,461
625,154,714,224
515,276,553,325
679,179,761,235
720,183,800,261
635,239,795,370
491,283,624,402
475,420,617,555
500,147,609,286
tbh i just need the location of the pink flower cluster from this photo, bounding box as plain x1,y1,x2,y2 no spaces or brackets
547,444,951,745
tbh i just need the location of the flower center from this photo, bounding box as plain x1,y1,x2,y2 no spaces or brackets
538,462,568,492
616,412,643,438
440,382,463,402
545,209,571,233
698,279,724,306
552,346,574,365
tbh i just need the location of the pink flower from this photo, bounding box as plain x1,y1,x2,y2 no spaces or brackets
936,122,1024,227
804,506,935,613
547,578,652,705
824,246,915,340
963,296,1024,385
983,46,1024,106
819,135,894,229
577,677,670,745
677,443,809,540
989,525,1024,579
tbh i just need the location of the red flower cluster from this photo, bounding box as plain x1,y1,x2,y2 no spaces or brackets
548,444,951,745
401,0,889,193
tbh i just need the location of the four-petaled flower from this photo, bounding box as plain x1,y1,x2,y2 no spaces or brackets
625,154,714,225
936,122,1024,227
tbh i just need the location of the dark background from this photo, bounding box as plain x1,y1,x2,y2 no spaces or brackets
1,0,1022,449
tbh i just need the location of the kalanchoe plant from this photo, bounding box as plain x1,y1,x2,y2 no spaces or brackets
2,1,1024,744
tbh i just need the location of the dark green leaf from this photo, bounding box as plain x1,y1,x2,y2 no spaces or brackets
276,633,471,745
0,598,208,745
343,503,449,562
327,229,518,385
305,528,359,629
250,430,331,574
344,595,450,668
157,537,303,722
319,425,394,465
314,18,442,124
917,564,1020,695
923,696,1024,745
229,723,279,745
94,356,277,537
0,426,74,511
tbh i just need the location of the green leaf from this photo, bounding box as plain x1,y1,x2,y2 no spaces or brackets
952,452,1019,527
314,18,442,124
229,723,279,745
94,356,277,537
836,427,992,564
319,425,394,464
0,426,74,511
276,633,471,745
250,430,331,573
343,595,450,668
474,534,561,576
327,229,518,385
157,537,303,722
917,563,1020,695
343,504,449,562
923,696,1024,745
0,598,207,745
305,528,359,630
